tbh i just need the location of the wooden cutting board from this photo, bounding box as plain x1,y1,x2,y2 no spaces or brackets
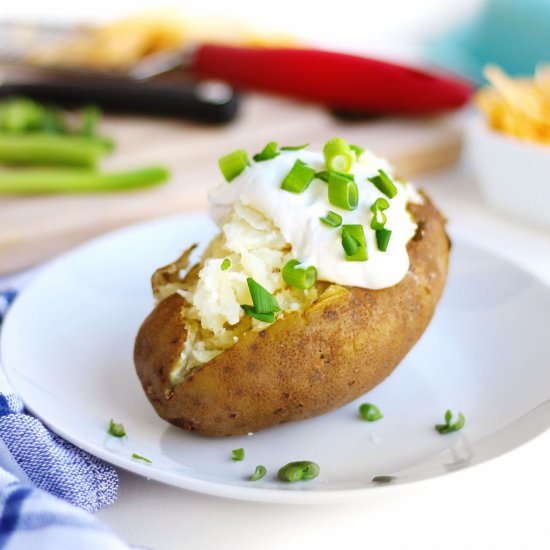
0,94,463,275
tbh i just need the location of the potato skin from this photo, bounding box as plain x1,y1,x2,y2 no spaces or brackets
134,197,450,437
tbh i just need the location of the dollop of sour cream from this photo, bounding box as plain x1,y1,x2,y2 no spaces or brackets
208,149,422,289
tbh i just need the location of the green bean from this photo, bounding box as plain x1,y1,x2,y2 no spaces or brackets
277,461,320,482
0,166,169,194
0,133,111,167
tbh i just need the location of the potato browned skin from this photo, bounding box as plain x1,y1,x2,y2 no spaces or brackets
134,197,450,437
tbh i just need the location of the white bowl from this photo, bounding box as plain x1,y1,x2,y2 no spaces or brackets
466,116,550,231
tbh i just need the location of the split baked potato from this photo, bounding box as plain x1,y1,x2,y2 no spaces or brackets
134,189,449,437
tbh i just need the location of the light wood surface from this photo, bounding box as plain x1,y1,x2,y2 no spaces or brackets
0,94,463,274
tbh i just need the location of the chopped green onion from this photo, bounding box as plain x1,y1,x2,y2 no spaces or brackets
371,198,390,230
218,149,249,182
280,144,308,151
131,453,152,464
376,228,392,252
350,144,364,159
250,465,267,481
435,410,465,434
372,475,396,484
319,210,342,228
278,461,320,482
370,209,387,230
282,259,317,290
240,278,280,323
315,170,354,183
323,137,354,173
328,172,359,210
221,258,231,271
368,169,397,198
281,159,315,194
246,278,280,314
341,225,368,261
372,197,390,211
359,403,383,422
240,305,275,323
341,231,360,256
108,419,126,438
253,141,280,162
231,448,245,461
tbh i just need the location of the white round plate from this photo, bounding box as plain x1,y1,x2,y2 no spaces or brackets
2,213,550,503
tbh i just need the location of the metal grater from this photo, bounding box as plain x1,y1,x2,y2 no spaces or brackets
0,20,186,80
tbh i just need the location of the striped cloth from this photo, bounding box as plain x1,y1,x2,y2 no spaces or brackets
0,286,132,550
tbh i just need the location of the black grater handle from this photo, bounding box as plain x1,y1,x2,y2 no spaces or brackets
0,79,240,124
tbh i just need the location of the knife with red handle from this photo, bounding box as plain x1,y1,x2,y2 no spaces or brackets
192,44,472,114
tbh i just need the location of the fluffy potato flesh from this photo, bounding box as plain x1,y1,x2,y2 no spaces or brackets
134,195,449,437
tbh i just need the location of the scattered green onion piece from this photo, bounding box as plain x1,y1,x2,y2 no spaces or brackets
246,278,280,314
372,197,390,211
277,461,320,482
319,210,342,228
231,448,245,461
221,258,231,271
376,228,392,252
371,197,390,230
323,137,354,173
370,209,387,230
0,166,169,195
435,410,465,434
280,144,308,151
250,465,267,481
240,305,275,323
359,403,383,422
372,475,396,484
350,144,364,159
131,453,152,464
281,159,316,194
282,259,317,290
328,172,359,211
341,231,360,256
368,169,397,198
108,419,126,438
253,141,280,162
315,170,354,183
341,225,368,261
218,149,249,182
240,278,280,323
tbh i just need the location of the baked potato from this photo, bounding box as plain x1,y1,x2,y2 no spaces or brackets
134,141,450,437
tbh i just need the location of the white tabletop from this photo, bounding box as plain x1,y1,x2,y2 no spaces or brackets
92,163,550,550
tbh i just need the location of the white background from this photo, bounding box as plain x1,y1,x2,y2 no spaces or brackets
1,0,484,53
5,2,550,549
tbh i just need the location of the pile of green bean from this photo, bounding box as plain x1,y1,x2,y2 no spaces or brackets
0,98,169,193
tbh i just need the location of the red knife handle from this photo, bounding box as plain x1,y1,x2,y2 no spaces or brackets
193,44,472,114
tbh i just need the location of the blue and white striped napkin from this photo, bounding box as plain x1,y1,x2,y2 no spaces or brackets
0,286,132,550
